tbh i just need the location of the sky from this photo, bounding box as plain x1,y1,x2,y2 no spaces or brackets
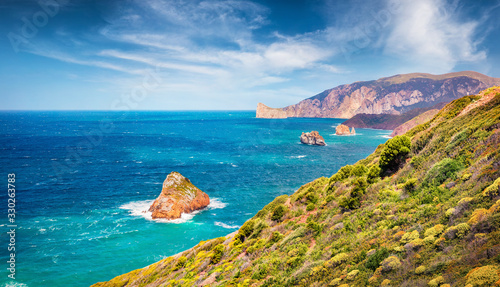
1,0,500,110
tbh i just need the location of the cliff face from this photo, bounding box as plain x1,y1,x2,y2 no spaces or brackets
256,103,287,119
257,71,500,119
149,172,210,220
390,109,440,137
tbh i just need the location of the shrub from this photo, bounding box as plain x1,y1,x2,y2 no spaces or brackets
306,192,319,204
445,223,470,239
380,256,401,272
210,244,224,264
328,278,342,286
173,256,187,271
422,158,463,187
306,202,315,211
327,253,349,267
379,135,411,175
271,204,286,221
238,220,255,239
428,275,445,287
365,248,389,271
415,265,426,274
465,265,499,286
339,177,367,210
403,178,418,193
307,221,323,236
367,165,381,184
346,270,360,280
330,165,354,182
483,178,500,198
424,224,445,237
350,165,367,177
401,230,420,243
468,208,489,225
268,231,283,244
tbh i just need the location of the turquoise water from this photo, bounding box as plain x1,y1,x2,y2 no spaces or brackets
0,111,391,287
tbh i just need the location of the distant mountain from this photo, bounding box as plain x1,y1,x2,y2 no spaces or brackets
256,71,500,119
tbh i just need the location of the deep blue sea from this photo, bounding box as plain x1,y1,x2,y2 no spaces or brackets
0,111,391,287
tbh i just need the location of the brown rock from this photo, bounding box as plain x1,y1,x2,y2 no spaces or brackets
351,127,356,134
149,172,210,220
300,131,326,146
335,124,352,135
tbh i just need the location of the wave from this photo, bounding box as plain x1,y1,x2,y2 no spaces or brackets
215,222,239,229
119,197,226,223
289,155,307,159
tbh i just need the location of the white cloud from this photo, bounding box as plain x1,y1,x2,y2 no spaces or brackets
385,0,487,73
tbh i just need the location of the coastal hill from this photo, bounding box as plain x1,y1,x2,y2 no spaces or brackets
256,71,500,119
93,87,500,286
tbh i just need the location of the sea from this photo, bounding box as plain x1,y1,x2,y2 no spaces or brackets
0,111,391,287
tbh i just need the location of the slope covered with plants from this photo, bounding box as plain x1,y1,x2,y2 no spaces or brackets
93,87,500,287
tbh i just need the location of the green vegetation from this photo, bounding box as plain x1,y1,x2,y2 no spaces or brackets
92,88,500,287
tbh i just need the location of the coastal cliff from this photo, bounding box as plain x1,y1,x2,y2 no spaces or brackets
93,87,500,287
256,103,287,119
256,71,500,119
149,172,210,220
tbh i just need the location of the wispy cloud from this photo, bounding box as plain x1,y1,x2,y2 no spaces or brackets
384,0,487,73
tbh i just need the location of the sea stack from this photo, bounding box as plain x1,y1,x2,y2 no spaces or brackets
351,127,356,135
149,172,210,220
335,124,353,135
300,131,326,146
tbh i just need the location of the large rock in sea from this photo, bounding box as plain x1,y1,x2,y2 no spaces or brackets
335,124,353,135
300,131,326,146
149,172,210,220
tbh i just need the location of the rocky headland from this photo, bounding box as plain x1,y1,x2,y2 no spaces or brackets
335,124,355,135
148,172,210,220
256,71,500,119
300,131,326,146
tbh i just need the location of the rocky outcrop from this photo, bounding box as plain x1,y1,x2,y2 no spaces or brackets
390,109,440,137
256,103,287,119
256,71,500,119
300,131,326,146
351,127,356,135
335,124,353,135
149,172,210,220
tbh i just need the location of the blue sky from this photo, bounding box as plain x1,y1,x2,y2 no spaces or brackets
1,0,500,110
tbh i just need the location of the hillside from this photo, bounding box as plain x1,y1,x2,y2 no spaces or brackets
256,71,500,119
342,102,447,130
94,87,500,287
390,109,440,137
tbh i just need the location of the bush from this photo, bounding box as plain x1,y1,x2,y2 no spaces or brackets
380,256,401,272
350,165,367,177
306,202,316,211
268,231,283,244
330,165,354,182
306,192,319,204
422,158,463,187
465,265,499,287
428,275,445,287
210,244,224,264
403,178,418,193
327,252,349,267
173,256,187,271
271,204,286,221
365,247,389,271
339,177,367,210
415,265,426,274
367,165,381,184
238,220,255,240
483,178,500,198
379,135,411,175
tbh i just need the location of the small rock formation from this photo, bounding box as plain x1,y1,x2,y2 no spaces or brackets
351,127,356,135
256,103,288,119
335,124,354,135
300,131,326,146
149,172,210,220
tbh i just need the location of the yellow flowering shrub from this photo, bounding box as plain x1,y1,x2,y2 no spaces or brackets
465,265,500,286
